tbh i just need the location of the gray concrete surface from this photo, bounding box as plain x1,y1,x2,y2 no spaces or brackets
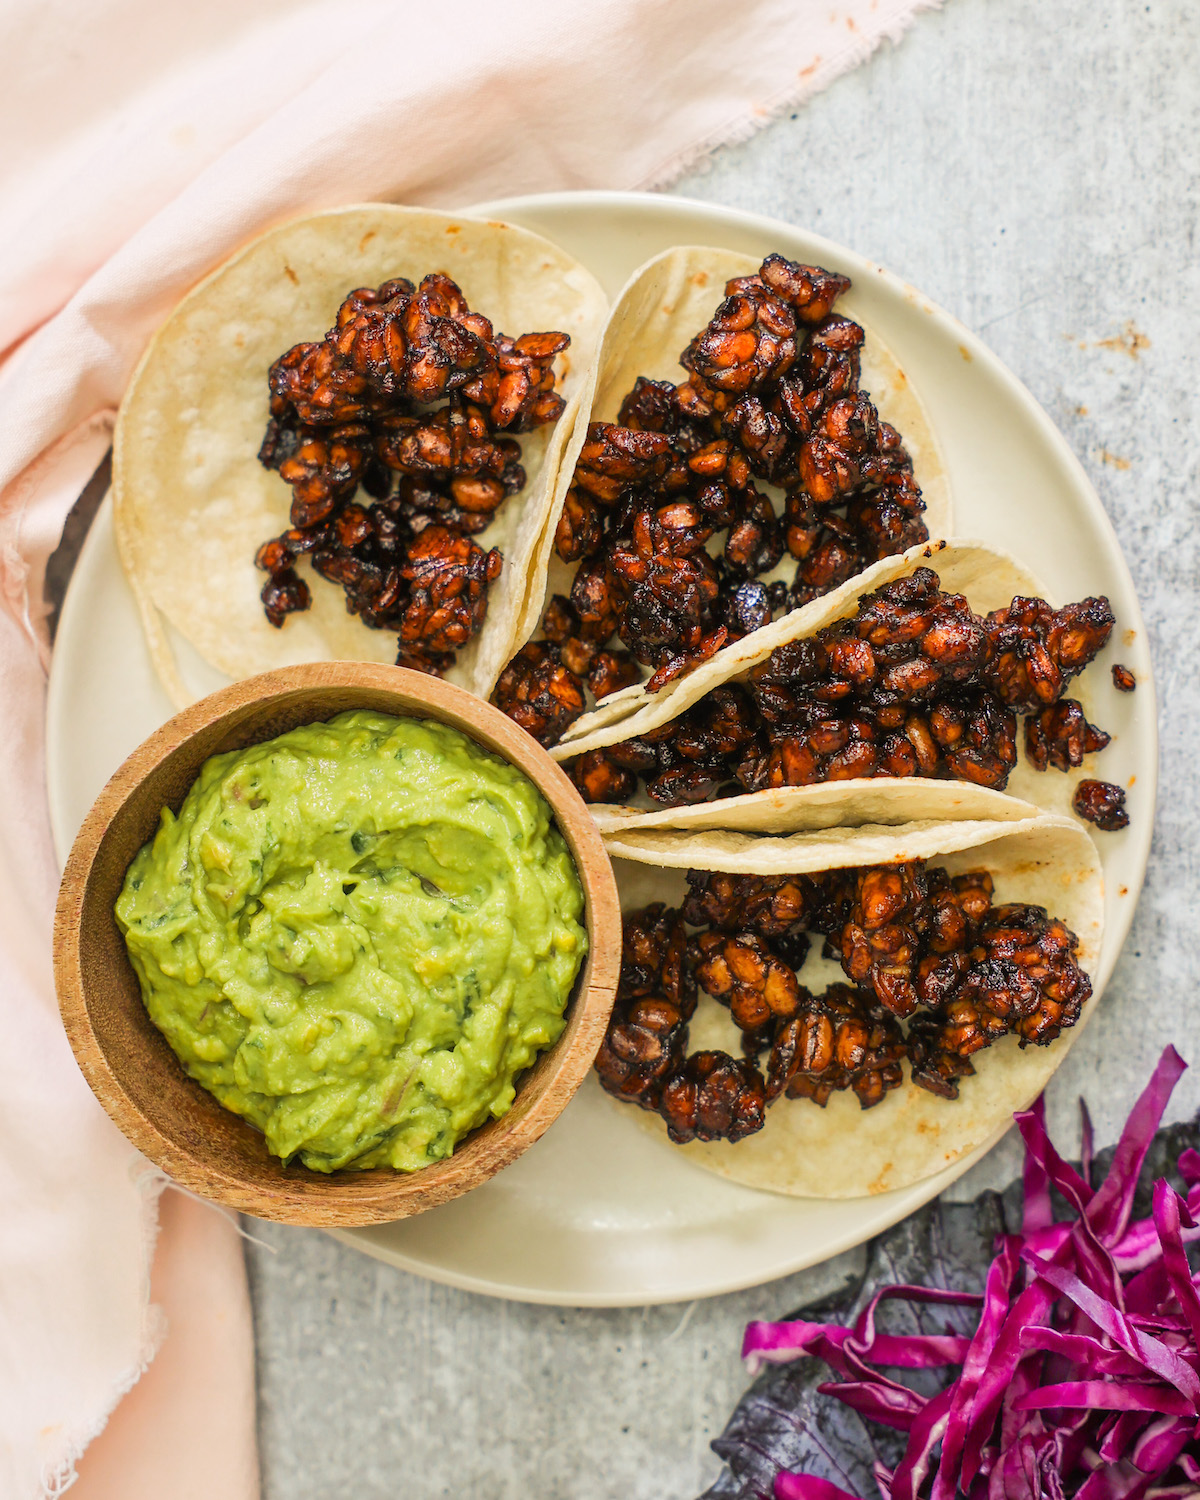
246,2,1200,1495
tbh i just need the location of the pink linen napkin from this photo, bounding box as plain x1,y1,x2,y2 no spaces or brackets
0,1,940,1494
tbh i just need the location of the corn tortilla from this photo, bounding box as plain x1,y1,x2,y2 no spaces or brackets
113,205,608,705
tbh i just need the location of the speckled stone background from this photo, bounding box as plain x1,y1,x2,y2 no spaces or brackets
243,2,1200,1495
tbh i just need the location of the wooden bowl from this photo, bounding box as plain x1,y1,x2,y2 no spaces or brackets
53,662,621,1226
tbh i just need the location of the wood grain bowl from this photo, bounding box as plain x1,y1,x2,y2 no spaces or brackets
53,662,621,1226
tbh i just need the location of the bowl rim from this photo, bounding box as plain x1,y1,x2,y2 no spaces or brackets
52,661,621,1226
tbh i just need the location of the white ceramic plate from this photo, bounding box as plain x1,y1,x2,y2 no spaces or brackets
47,191,1156,1307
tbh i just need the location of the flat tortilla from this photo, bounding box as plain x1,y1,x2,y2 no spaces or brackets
513,243,951,706
608,814,1104,1198
113,205,608,706
554,537,1110,831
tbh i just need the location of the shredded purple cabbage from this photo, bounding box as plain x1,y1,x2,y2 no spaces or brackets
722,1049,1200,1500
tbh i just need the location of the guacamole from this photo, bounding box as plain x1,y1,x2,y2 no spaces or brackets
115,710,587,1172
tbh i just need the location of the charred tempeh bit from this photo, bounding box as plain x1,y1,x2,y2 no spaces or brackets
619,904,696,1011
1024,700,1110,771
396,526,501,672
986,596,1116,712
683,868,837,937
658,1052,768,1144
594,995,692,1111
907,903,1092,1099
692,930,805,1032
593,904,697,1112
1073,778,1130,830
490,641,586,746
766,984,906,1109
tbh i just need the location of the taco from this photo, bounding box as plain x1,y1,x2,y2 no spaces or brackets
547,538,1123,832
113,205,608,706
490,244,950,746
599,814,1103,1198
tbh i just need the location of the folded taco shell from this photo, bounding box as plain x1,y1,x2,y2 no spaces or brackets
555,537,1110,828
113,205,608,705
511,243,951,692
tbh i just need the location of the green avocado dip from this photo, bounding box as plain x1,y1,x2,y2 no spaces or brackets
115,710,587,1173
